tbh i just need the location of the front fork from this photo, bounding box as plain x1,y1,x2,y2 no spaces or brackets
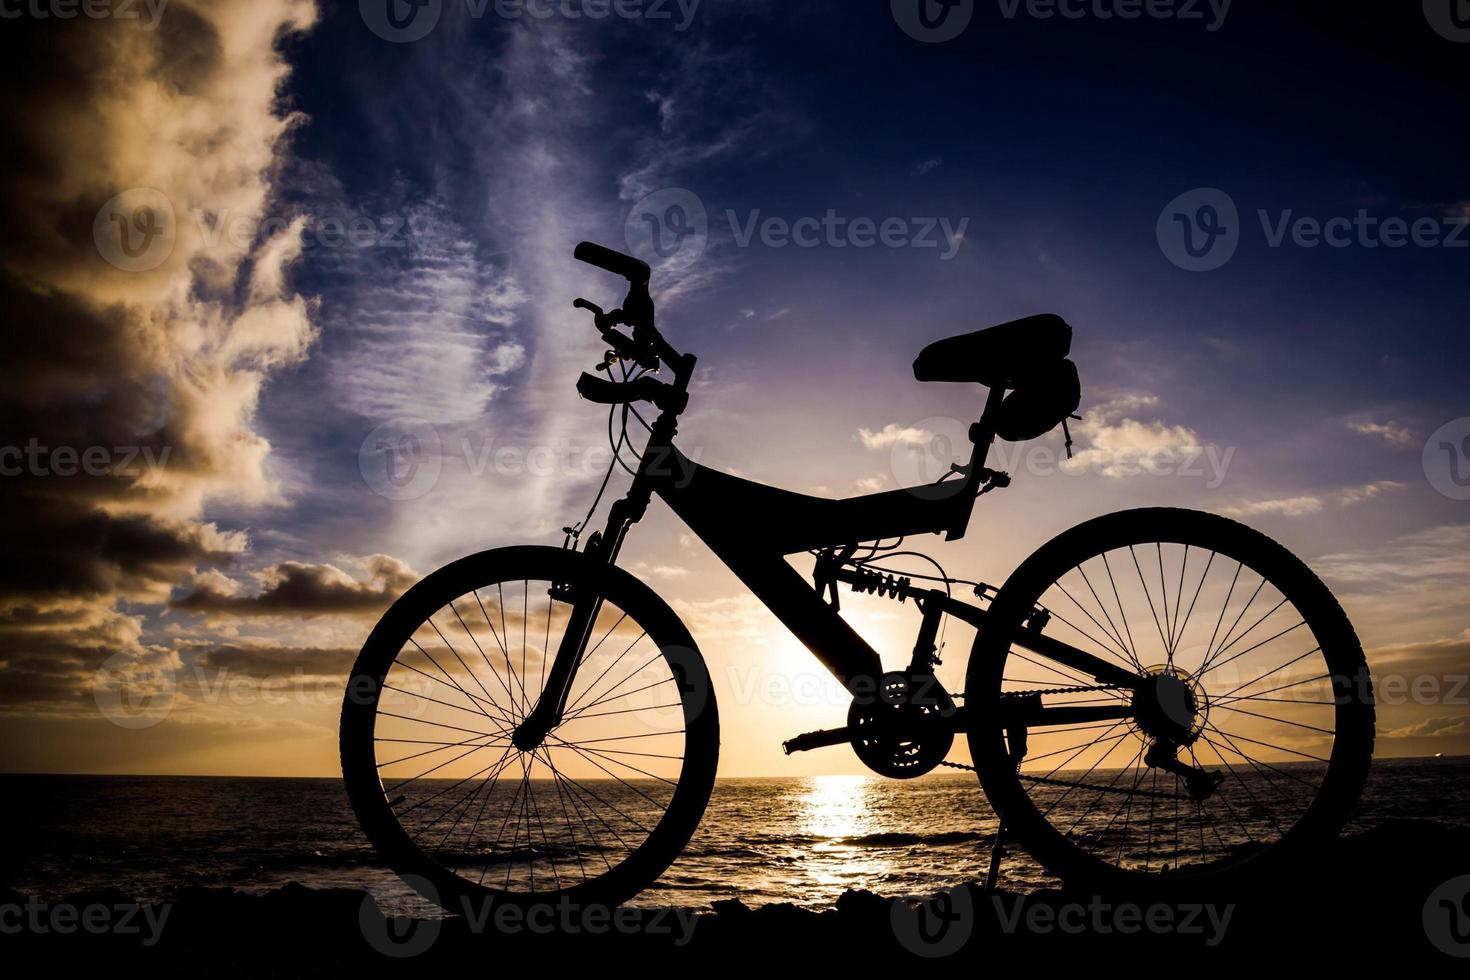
511,507,629,751
512,435,671,750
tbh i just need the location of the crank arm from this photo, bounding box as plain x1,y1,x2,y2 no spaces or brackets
784,705,973,754
782,727,853,755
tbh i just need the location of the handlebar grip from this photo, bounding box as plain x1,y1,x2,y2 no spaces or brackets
574,242,651,284
576,373,688,414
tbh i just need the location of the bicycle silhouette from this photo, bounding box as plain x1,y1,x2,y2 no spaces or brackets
341,242,1375,911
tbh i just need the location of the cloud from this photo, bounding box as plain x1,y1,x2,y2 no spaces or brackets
1366,632,1470,679
190,643,356,679
1062,393,1207,478
628,562,694,580
1338,480,1405,505
171,555,418,617
1347,420,1417,448
321,201,528,424
858,424,935,450
0,507,248,606
1217,481,1404,517
1383,715,1470,739
1085,393,1162,425
0,605,154,712
1314,525,1470,643
1219,496,1326,518
616,32,794,302
0,1,319,723
1316,524,1470,591
670,594,774,643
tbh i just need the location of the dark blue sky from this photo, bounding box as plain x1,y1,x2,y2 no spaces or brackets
256,0,1468,559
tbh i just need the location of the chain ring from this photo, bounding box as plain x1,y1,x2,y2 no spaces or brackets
848,672,955,779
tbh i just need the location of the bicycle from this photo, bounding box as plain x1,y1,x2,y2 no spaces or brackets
341,242,1375,911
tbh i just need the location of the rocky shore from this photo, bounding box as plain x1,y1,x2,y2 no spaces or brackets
5,819,1467,971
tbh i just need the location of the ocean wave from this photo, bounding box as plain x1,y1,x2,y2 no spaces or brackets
835,831,989,848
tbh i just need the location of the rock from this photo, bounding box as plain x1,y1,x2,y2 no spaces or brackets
6,820,1468,968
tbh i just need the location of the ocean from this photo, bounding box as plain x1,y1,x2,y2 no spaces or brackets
2,757,1466,915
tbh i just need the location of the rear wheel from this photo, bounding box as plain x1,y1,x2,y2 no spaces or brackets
341,546,719,911
966,509,1374,892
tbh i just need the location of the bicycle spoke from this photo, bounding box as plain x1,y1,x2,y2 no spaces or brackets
449,598,523,720
995,527,1355,882
1101,552,1143,667
1051,577,1137,668
1216,648,1322,699
1077,560,1144,671
1171,549,1214,659
362,570,691,900
403,637,498,721
472,588,525,716
1128,545,1170,660
1201,576,1267,672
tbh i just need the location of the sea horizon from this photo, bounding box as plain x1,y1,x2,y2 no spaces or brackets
6,756,1468,915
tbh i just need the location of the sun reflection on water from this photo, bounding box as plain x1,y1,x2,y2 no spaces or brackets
795,774,895,892
798,774,878,839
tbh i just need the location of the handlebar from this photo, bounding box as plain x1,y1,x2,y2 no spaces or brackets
572,241,698,415
574,242,651,284
576,372,688,414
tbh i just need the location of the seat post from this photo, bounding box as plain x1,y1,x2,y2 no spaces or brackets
940,385,1009,541
963,385,1008,486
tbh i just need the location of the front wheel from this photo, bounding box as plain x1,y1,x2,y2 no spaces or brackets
966,508,1374,892
341,546,719,912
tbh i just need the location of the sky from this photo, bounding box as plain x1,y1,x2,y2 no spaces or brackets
0,0,1467,776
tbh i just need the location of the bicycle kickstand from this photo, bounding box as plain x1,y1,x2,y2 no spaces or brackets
985,812,1007,893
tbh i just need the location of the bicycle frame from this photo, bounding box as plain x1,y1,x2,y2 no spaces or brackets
512,362,1140,750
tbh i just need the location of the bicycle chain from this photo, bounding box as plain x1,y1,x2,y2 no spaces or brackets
941,684,1176,799
997,683,1131,700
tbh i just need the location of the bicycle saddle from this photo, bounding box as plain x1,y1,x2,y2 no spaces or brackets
913,313,1081,442
912,313,1071,387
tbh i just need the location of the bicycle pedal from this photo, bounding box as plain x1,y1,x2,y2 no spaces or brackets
782,727,852,755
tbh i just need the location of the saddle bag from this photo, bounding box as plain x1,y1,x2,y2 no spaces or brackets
992,358,1081,443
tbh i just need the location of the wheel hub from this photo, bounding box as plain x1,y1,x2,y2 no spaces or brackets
1131,665,1207,746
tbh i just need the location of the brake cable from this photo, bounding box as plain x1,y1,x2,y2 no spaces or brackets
565,362,646,548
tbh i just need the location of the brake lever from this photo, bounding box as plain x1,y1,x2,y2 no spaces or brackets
573,298,658,370
573,297,610,327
